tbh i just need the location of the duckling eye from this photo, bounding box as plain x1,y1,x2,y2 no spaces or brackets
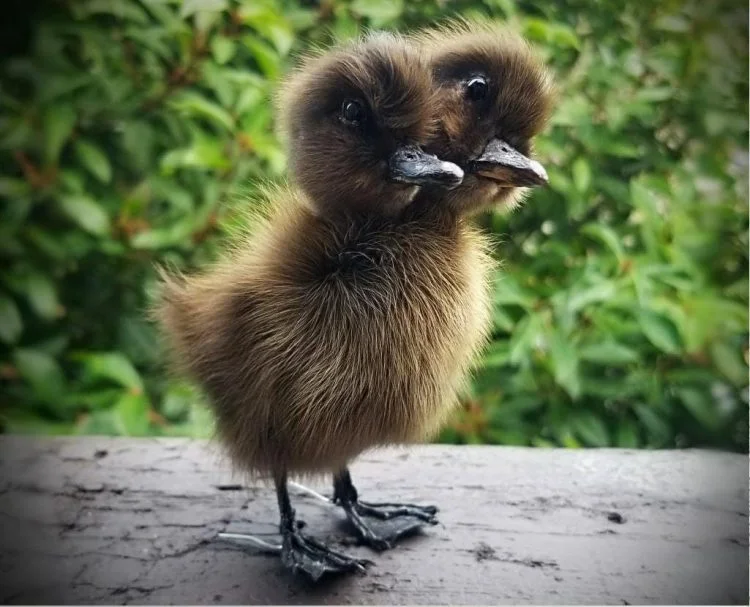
340,99,365,126
466,77,488,102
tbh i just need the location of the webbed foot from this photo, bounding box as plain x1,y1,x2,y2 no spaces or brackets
333,468,438,551
280,522,372,582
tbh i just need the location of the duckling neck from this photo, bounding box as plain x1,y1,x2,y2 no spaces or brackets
284,204,464,289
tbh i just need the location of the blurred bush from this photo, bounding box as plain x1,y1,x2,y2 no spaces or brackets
0,0,747,450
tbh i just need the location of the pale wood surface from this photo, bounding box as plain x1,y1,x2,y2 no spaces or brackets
0,436,747,605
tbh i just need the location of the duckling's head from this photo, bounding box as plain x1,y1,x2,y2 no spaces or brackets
417,21,555,215
279,32,463,218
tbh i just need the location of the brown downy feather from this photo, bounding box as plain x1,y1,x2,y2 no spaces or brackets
153,35,493,479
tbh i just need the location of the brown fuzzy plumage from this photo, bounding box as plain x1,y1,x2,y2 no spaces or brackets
157,193,492,476
154,33,493,480
414,19,556,214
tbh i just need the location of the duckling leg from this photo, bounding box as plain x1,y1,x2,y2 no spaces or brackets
332,467,438,551
274,471,372,582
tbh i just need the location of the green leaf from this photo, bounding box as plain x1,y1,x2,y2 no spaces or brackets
494,275,535,309
130,218,196,249
350,0,403,26
710,341,748,386
580,341,639,365
654,14,690,32
508,314,543,366
211,36,236,65
0,177,32,198
636,87,674,103
160,135,230,174
492,307,515,332
567,281,616,314
180,0,228,18
0,295,23,344
637,309,682,354
43,105,76,164
571,413,609,447
13,348,66,404
74,140,112,183
23,272,60,320
630,179,659,216
616,421,640,448
59,195,111,236
482,342,511,368
120,120,155,171
77,410,118,435
78,352,144,392
677,387,719,429
3,414,75,435
72,0,150,22
187,402,215,438
581,224,625,262
572,157,592,193
160,383,197,421
239,5,295,55
548,329,581,399
169,92,235,131
633,403,670,445
114,393,150,436
59,169,86,194
235,87,264,116
242,36,281,79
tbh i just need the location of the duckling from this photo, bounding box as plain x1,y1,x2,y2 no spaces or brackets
415,20,554,215
154,32,465,581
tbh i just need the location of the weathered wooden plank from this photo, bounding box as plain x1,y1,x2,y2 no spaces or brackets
0,436,746,605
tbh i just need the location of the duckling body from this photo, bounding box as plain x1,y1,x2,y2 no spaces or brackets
159,196,492,476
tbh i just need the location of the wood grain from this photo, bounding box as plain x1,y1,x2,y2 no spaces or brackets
0,436,747,605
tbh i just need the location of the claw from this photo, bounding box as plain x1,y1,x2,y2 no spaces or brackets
281,523,372,582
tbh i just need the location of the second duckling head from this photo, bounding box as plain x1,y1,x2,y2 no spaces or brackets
279,32,464,218
417,21,555,215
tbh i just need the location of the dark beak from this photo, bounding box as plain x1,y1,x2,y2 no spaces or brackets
389,145,464,189
470,138,548,187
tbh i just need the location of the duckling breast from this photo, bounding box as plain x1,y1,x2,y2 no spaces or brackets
260,214,494,471
177,205,495,477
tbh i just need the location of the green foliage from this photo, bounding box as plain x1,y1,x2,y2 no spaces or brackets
1,0,747,451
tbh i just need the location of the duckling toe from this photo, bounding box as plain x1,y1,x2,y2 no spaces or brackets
280,526,372,582
340,502,438,551
357,501,438,521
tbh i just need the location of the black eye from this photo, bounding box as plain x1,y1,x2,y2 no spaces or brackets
340,99,365,126
466,76,488,102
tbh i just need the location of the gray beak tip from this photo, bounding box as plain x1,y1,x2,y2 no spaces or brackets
389,145,465,189
441,161,464,189
472,138,548,188
529,159,548,184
